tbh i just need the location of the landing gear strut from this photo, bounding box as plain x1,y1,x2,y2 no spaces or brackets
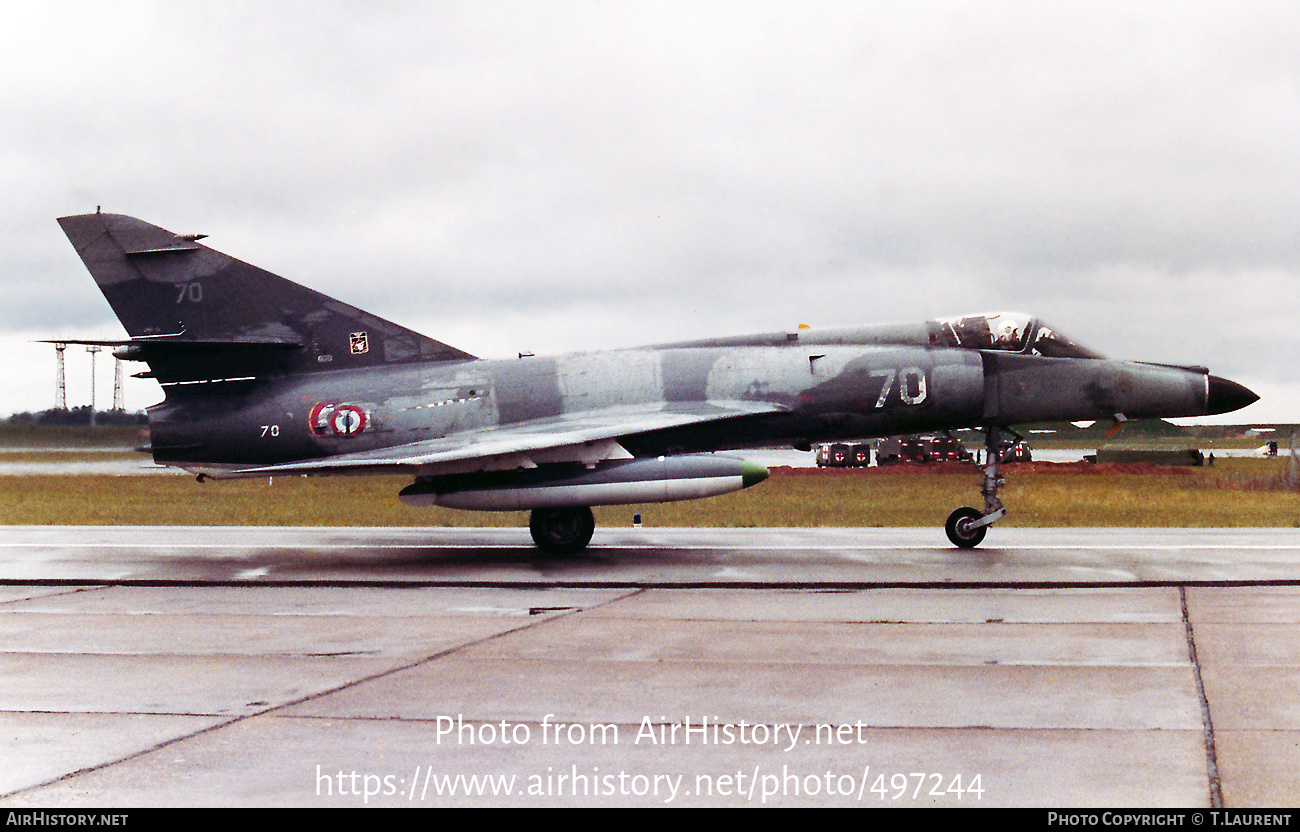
529,506,595,556
944,426,1017,549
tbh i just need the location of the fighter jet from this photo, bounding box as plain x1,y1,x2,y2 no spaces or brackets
55,212,1258,552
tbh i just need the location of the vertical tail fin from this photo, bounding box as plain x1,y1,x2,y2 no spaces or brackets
58,212,475,384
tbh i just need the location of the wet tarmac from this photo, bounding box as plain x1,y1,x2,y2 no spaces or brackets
1,525,1298,807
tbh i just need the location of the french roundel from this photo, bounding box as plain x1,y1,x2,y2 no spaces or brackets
308,401,367,438
329,405,367,437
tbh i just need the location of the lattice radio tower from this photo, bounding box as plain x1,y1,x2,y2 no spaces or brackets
86,345,100,426
113,356,124,411
53,342,67,410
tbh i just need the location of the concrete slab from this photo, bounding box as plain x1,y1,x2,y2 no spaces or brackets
0,653,403,715
285,653,1203,730
1186,586,1300,623
1193,624,1300,666
461,617,1191,666
0,612,564,657
1215,730,1300,807
1177,587,1300,809
588,586,1187,623
0,712,224,796
1,585,632,617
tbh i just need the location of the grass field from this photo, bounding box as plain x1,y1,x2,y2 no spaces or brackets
0,457,1296,528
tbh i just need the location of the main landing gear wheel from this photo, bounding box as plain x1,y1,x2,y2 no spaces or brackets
945,506,986,549
529,506,595,556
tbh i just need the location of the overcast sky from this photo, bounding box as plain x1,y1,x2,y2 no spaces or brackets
2,1,1296,423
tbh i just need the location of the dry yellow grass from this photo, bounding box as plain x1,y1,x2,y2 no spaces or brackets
0,456,1296,528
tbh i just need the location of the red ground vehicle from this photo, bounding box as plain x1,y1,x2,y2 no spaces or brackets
816,442,871,467
877,435,974,465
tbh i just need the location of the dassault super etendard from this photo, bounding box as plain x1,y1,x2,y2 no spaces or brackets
56,211,1258,553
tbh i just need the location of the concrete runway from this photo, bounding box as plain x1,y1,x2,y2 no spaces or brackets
1,525,1299,807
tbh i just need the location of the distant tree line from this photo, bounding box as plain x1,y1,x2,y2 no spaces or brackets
6,407,148,426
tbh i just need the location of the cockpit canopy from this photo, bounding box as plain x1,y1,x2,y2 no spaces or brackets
935,312,1104,359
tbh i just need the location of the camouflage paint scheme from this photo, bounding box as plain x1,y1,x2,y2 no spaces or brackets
56,212,1258,551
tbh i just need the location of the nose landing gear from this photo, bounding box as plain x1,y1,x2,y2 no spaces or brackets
944,426,1016,549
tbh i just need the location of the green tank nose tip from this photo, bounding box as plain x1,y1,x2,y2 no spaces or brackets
741,461,769,488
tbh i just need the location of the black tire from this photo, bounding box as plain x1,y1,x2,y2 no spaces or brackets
945,506,987,549
529,506,595,556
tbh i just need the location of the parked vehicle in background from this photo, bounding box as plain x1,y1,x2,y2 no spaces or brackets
931,434,973,462
816,442,872,467
1001,441,1033,463
877,435,973,465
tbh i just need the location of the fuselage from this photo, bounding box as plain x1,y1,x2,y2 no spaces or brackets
147,314,1222,472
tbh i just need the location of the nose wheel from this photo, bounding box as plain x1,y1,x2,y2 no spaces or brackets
945,506,987,548
944,427,1016,548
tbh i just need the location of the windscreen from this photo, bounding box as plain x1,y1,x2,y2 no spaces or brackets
1028,323,1105,358
935,312,1104,358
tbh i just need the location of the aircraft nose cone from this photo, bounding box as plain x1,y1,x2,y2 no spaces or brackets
1206,375,1259,415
